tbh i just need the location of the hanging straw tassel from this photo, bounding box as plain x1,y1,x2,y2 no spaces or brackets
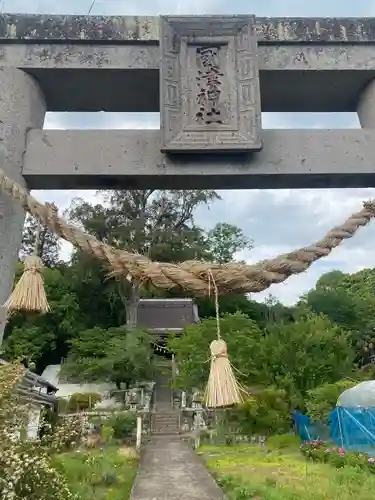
203,270,247,408
3,221,50,314
204,338,245,407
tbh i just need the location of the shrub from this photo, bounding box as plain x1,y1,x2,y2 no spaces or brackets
101,424,115,443
41,414,89,453
108,413,136,440
300,440,334,463
224,387,291,437
300,440,375,474
0,362,77,500
305,379,357,422
68,392,102,412
99,471,118,487
0,439,77,500
38,407,59,441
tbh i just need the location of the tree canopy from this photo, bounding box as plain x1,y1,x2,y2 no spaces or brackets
61,326,155,389
168,312,353,407
206,222,253,264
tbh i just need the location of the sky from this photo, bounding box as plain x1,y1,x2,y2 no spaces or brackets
5,0,375,305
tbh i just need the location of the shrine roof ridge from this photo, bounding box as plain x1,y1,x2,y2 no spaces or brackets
1,14,375,43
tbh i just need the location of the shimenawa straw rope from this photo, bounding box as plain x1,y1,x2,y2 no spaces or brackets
0,168,374,296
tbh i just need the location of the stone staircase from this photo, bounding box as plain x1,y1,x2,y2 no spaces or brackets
151,358,180,436
151,409,180,435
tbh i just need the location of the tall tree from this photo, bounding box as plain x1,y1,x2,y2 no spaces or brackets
68,189,220,325
263,294,294,324
300,268,375,367
20,214,60,267
61,326,155,389
206,222,253,264
196,294,270,325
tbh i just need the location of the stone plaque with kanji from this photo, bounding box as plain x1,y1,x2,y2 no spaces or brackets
160,15,262,153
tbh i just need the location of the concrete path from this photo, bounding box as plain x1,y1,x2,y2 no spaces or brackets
130,436,227,500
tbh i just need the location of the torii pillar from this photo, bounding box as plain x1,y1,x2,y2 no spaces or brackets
0,69,46,343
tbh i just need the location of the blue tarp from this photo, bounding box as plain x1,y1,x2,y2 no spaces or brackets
293,408,375,454
329,407,375,453
292,410,321,442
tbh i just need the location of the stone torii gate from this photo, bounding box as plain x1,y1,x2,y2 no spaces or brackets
1,13,375,343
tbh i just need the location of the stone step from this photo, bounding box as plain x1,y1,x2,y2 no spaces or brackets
153,420,179,426
151,431,180,436
152,425,179,431
151,411,178,417
151,431,179,434
151,409,180,434
152,417,179,422
152,423,179,429
153,413,178,417
152,421,179,427
152,419,179,426
152,415,178,420
152,422,179,426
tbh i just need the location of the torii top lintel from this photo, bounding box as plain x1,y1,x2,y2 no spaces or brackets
1,14,375,43
2,13,375,187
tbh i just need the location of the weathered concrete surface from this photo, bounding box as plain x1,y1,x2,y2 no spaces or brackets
357,79,375,128
22,129,375,190
1,43,375,72
1,14,375,43
0,44,160,69
0,15,374,112
0,15,159,42
0,43,373,112
0,68,46,345
130,437,226,500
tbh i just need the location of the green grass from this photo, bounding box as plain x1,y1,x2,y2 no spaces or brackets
199,439,375,500
53,446,139,500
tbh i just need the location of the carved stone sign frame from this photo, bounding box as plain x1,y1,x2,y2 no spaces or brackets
160,15,262,153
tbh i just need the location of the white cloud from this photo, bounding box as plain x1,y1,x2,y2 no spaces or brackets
12,0,375,305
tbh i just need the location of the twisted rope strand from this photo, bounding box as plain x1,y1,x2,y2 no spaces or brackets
1,168,374,295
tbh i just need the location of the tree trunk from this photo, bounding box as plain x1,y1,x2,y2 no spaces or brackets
126,281,140,327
